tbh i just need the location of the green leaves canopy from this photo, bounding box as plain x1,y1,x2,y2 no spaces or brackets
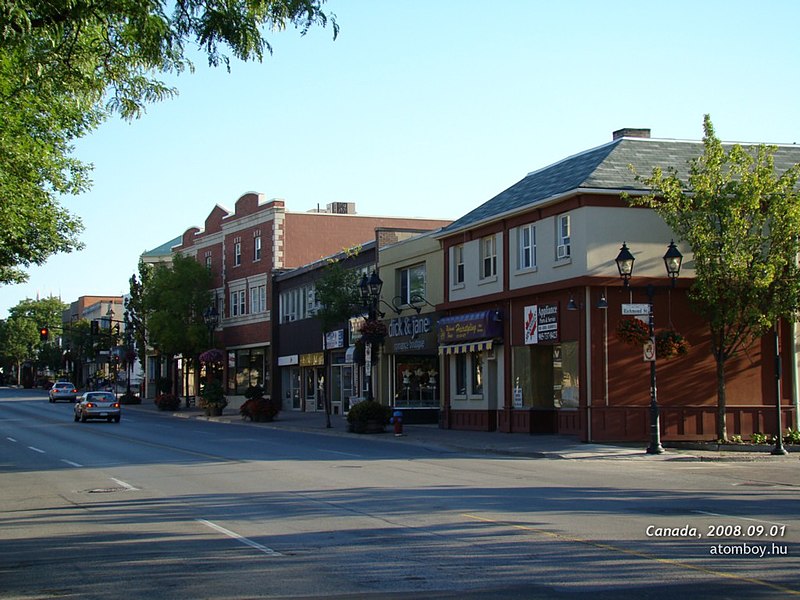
0,1,337,284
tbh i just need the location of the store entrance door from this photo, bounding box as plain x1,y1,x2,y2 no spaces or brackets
331,364,353,415
304,367,324,412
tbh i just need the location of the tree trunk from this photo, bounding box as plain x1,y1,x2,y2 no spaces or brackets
716,357,727,441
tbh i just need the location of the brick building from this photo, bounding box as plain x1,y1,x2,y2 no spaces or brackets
172,193,450,405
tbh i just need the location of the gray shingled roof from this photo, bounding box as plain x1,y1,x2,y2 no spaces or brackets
141,236,182,258
441,137,800,234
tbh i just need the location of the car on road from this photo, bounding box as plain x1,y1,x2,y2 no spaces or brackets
74,391,121,423
49,382,78,403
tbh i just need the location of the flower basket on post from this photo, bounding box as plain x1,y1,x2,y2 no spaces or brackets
655,329,690,359
616,317,651,346
199,380,227,416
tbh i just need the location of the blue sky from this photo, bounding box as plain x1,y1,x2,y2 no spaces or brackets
1,0,799,318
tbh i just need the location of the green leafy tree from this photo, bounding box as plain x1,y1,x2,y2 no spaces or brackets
143,253,213,405
126,259,154,385
0,296,68,382
62,319,95,385
629,115,800,441
314,248,362,427
0,1,337,285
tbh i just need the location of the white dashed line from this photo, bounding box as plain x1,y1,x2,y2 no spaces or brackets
28,446,45,454
6,437,17,442
110,477,139,491
61,459,83,468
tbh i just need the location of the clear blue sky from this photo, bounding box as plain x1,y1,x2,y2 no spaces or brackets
2,0,799,318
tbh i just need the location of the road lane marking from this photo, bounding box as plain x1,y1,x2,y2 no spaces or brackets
28,446,45,454
693,511,787,527
463,513,799,596
6,437,17,442
324,449,364,458
197,519,282,556
110,477,139,491
61,459,83,468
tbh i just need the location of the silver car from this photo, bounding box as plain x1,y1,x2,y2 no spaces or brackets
49,382,78,403
74,391,121,423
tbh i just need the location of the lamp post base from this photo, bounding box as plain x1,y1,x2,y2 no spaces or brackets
646,443,665,455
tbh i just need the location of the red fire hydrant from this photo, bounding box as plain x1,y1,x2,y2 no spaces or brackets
392,410,404,436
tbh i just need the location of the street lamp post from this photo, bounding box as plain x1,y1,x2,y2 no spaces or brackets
106,306,116,394
203,305,219,347
358,271,383,402
615,241,683,455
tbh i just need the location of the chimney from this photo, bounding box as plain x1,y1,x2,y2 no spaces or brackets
613,128,651,140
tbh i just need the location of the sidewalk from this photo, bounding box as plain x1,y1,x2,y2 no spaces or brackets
124,400,797,462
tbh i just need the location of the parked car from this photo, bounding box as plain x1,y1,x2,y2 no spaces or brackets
49,382,78,403
74,391,121,423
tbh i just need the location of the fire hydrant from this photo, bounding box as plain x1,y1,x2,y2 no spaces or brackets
391,409,404,436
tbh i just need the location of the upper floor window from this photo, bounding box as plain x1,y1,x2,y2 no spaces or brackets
254,236,262,261
205,255,212,270
518,224,536,270
399,263,426,305
234,241,242,266
480,236,497,279
557,214,571,260
230,290,246,317
250,284,267,314
453,245,465,285
279,284,319,323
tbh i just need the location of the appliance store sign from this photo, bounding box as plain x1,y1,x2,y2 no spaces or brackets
524,304,559,344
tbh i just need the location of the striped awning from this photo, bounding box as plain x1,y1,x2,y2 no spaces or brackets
438,340,493,356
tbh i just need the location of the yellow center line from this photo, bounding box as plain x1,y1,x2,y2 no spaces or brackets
462,513,799,596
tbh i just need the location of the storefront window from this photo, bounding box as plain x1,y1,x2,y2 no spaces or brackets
395,357,438,408
512,342,579,409
470,351,483,395
555,342,579,409
455,354,467,396
229,347,270,395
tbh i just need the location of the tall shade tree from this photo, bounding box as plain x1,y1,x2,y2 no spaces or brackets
0,1,337,284
314,248,362,428
0,296,68,382
142,253,213,404
629,115,800,441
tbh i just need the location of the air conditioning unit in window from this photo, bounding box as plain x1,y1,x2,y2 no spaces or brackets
557,244,571,259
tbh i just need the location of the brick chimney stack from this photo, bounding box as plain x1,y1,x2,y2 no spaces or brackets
613,128,651,140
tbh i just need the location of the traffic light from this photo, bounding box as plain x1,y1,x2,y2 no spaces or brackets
39,326,49,341
91,320,99,335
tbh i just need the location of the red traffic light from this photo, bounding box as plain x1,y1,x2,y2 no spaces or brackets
39,327,49,341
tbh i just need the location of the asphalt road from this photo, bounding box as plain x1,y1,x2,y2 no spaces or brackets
1,387,798,599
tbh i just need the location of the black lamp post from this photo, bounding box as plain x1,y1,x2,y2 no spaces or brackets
615,241,683,455
203,305,219,347
106,306,116,394
358,271,383,401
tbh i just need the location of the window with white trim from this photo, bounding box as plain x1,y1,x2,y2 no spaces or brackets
480,236,497,279
234,241,242,266
453,245,464,285
205,255,212,270
254,236,262,261
518,224,536,270
557,215,571,259
399,263,426,305
230,289,246,317
250,284,267,314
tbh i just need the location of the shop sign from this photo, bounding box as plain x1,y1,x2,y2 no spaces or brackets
278,355,299,366
524,303,559,344
389,315,433,339
299,352,324,367
325,329,345,350
386,314,438,353
438,310,503,343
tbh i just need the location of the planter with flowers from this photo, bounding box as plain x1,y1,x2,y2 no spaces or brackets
154,393,180,411
616,317,650,346
655,329,690,359
240,384,279,422
199,379,227,416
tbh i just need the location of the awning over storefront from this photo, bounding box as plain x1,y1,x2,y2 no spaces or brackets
438,340,494,355
437,310,503,344
345,345,356,363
